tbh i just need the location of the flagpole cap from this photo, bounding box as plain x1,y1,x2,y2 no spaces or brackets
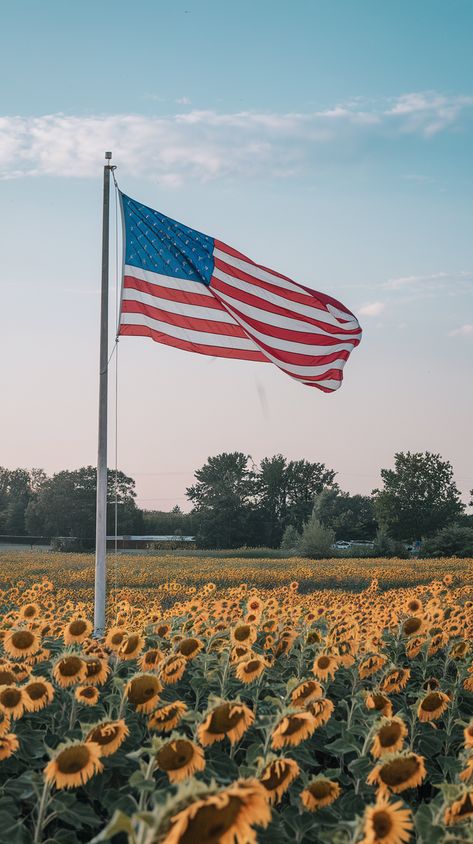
105,151,112,160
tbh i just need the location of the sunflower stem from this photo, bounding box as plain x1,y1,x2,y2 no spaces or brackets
34,779,51,844
68,696,77,731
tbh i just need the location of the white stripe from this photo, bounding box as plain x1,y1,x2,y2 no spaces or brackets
212,266,358,331
213,247,313,297
213,287,359,348
120,312,262,352
122,287,237,324
301,378,342,391
124,264,215,297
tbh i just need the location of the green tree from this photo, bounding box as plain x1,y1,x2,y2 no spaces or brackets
0,467,46,535
142,506,195,536
373,452,463,542
422,524,473,558
280,524,301,553
25,466,143,543
299,514,335,558
314,488,377,540
186,453,257,548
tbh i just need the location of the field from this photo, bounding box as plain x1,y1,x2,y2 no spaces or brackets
0,553,472,843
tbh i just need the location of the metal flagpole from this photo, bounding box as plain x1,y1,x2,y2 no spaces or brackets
94,151,113,636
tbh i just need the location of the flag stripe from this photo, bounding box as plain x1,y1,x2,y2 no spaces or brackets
120,323,267,361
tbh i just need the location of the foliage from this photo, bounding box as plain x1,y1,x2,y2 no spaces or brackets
25,466,143,543
299,515,335,558
142,506,195,537
0,561,472,842
314,488,377,541
423,524,473,558
373,528,408,559
0,468,47,535
373,452,464,541
280,525,301,553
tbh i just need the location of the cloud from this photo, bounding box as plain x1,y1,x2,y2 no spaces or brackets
448,324,473,337
384,271,473,291
359,302,386,316
176,97,191,105
0,91,471,182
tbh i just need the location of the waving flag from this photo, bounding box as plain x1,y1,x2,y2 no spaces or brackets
118,194,362,392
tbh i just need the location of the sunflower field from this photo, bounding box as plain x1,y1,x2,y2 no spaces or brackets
0,555,472,843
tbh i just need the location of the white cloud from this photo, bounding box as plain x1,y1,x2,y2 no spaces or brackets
0,91,471,183
384,271,473,291
448,324,473,337
176,97,191,105
359,302,386,316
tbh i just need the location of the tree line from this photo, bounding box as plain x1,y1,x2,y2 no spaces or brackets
0,451,472,556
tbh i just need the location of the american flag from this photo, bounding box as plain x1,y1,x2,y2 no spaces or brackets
118,194,362,392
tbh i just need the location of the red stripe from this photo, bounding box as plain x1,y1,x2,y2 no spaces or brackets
123,274,223,310
119,324,267,362
214,255,329,312
121,300,249,338
215,239,297,284
211,275,362,339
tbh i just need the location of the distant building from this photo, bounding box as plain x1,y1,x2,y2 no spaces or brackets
106,535,196,550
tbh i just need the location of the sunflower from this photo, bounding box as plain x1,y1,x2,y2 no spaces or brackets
306,697,334,728
464,721,473,749
44,741,103,789
198,701,254,746
0,709,11,736
291,679,323,707
118,632,145,661
176,637,204,660
231,624,257,646
125,673,162,713
406,598,423,614
271,711,316,749
444,790,473,825
381,669,411,694
459,756,473,783
159,655,187,685
366,693,393,718
235,656,266,684
9,663,31,682
163,778,271,844
63,618,93,645
0,685,30,719
24,678,55,712
105,627,127,652
367,753,427,794
450,640,468,660
301,777,341,811
139,649,164,671
371,718,408,758
148,701,188,733
84,656,110,686
312,653,338,681
359,654,387,679
360,795,413,844
75,685,100,706
156,737,205,783
260,757,300,804
0,668,17,686
230,644,253,663
3,628,40,658
52,655,87,688
417,691,449,722
85,720,129,756
0,733,19,761
18,603,40,621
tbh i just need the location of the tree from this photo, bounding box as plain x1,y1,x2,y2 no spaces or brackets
0,467,46,535
187,453,258,548
25,466,143,543
422,525,473,558
280,524,301,553
142,506,195,536
373,452,464,541
285,460,337,532
314,488,377,540
299,514,335,558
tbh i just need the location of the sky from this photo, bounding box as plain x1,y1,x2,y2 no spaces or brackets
1,0,472,511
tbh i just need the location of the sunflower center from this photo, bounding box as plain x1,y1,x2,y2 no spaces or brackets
380,756,420,786
179,639,200,656
378,723,402,747
23,606,37,618
208,704,244,734
178,797,242,844
0,670,16,685
371,694,389,711
457,794,473,816
56,745,91,775
122,635,141,654
89,724,118,745
86,660,102,677
80,687,96,698
309,781,333,798
26,682,47,700
128,676,160,704
244,659,261,673
234,626,251,642
11,630,35,649
262,764,290,790
59,657,83,677
421,693,444,712
157,740,194,771
68,620,87,636
317,656,330,669
0,688,21,707
403,617,422,635
372,810,393,837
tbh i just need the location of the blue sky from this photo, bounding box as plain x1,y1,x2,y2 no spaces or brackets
1,0,472,508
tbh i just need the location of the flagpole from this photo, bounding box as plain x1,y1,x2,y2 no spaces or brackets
94,151,112,636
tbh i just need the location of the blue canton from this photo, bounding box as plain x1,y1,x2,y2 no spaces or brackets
121,193,214,285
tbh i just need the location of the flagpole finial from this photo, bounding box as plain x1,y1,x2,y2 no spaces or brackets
105,151,112,161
